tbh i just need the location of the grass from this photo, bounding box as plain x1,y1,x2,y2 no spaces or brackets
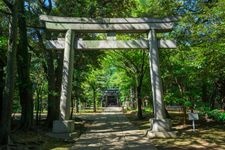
12,130,73,150
10,117,91,150
9,108,101,149
125,110,225,150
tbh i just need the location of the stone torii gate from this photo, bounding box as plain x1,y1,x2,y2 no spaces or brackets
40,15,177,137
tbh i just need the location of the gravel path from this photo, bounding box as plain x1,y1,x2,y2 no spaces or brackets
71,107,157,150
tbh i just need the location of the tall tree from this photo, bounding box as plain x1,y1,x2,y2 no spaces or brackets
34,0,62,127
35,31,61,127
17,0,34,129
0,0,18,145
0,2,8,125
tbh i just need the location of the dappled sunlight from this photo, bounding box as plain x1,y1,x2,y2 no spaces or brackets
71,107,157,149
125,111,225,150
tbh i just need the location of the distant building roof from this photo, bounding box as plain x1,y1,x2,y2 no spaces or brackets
103,89,119,96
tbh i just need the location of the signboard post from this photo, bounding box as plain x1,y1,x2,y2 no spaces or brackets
188,113,199,131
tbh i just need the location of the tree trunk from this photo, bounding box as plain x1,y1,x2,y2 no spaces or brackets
210,87,217,110
131,86,136,109
75,97,79,113
46,50,58,127
0,0,18,145
93,89,96,112
46,50,62,126
54,52,63,119
0,60,5,123
175,77,187,125
137,85,143,119
70,97,74,119
35,31,60,127
75,70,80,113
136,75,143,119
182,106,187,125
35,89,40,126
201,80,208,103
17,0,33,129
39,89,43,121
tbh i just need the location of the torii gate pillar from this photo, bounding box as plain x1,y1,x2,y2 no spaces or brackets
52,29,75,133
147,29,176,138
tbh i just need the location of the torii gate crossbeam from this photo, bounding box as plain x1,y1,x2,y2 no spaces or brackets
45,39,177,50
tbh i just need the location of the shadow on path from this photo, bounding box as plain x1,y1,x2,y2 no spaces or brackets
71,107,156,150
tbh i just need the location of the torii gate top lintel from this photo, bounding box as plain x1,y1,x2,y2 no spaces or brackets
39,15,178,33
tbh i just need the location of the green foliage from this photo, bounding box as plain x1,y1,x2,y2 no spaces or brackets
81,66,104,107
0,36,7,61
163,0,225,111
54,0,136,17
143,107,153,113
101,49,149,102
0,37,7,49
30,55,48,105
202,109,225,122
133,0,178,17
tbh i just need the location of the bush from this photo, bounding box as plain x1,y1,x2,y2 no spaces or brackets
204,109,225,122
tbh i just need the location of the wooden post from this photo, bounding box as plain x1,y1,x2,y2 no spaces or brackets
59,29,75,120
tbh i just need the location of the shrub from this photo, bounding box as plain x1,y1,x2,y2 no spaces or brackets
203,109,225,122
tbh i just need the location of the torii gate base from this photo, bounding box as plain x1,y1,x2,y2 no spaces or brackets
52,120,74,133
40,15,178,138
147,119,177,138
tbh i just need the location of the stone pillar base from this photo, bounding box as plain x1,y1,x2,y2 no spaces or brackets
147,130,177,138
150,118,171,131
47,132,78,140
147,118,177,138
52,120,74,133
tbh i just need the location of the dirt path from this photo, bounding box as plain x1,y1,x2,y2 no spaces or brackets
71,107,156,150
